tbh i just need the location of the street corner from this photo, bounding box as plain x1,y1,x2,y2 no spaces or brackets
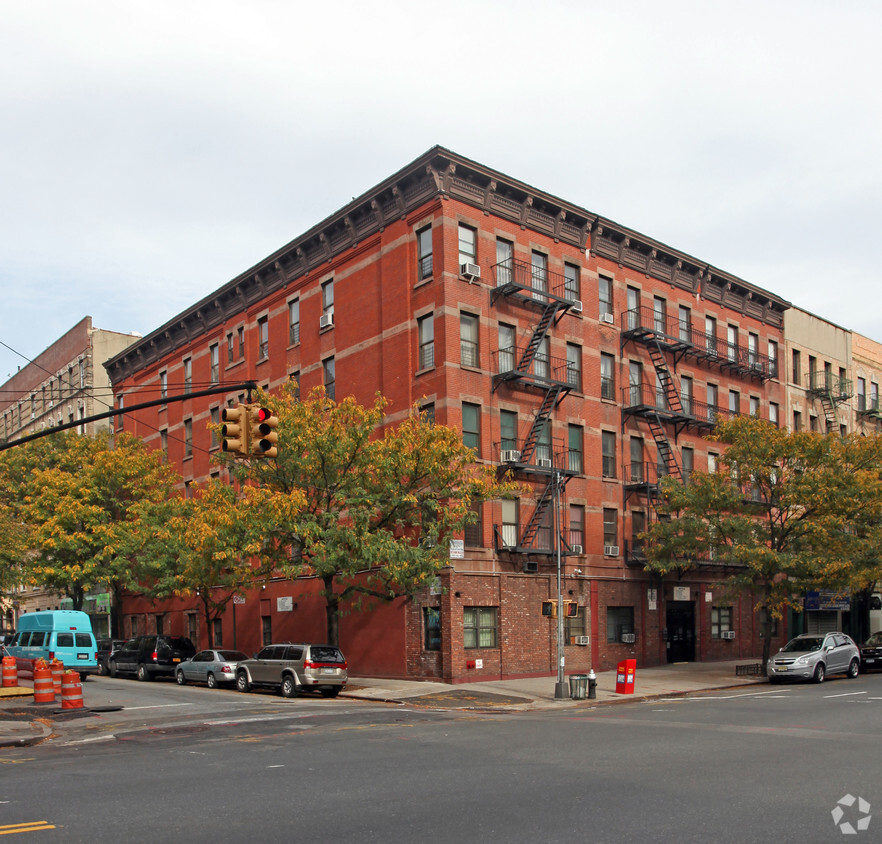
402,689,534,710
0,718,52,748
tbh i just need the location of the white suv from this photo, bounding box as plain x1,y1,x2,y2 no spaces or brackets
236,643,348,698
768,632,860,683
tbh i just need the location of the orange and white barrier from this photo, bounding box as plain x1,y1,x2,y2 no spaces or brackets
60,670,84,710
33,663,55,705
1,655,17,688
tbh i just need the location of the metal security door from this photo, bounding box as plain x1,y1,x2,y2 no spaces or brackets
666,602,695,663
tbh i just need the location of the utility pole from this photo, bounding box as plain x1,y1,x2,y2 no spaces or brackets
553,467,568,700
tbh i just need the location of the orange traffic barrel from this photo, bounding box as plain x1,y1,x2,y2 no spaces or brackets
1,656,17,688
60,670,84,710
33,665,55,705
50,659,65,695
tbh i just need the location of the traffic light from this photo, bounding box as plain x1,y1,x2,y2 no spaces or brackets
541,600,557,618
249,404,279,458
564,601,578,618
221,404,248,455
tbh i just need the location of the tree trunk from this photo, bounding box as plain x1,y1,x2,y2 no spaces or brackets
202,596,213,649
324,574,339,646
760,586,773,670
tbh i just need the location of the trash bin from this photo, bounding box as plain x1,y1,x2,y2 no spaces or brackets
615,659,636,694
569,673,589,700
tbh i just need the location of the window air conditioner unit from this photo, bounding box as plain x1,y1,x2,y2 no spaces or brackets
723,630,736,640
537,458,553,468
501,449,521,463
571,544,583,555
575,635,590,646
523,561,539,574
621,632,636,644
319,312,334,329
460,262,481,280
600,313,615,324
570,299,583,314
604,545,620,557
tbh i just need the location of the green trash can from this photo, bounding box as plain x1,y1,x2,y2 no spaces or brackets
569,674,588,700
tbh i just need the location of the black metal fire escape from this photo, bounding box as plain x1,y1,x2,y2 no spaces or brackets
806,370,853,432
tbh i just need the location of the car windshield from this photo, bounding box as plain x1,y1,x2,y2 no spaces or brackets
219,651,248,661
782,636,823,653
864,633,882,647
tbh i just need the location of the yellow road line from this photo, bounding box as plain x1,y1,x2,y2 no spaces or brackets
0,821,56,835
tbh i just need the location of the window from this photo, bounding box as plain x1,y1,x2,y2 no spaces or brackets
423,607,441,651
183,358,192,394
601,431,616,479
498,323,516,373
627,286,640,330
536,419,551,464
727,325,738,363
289,300,300,345
464,499,483,547
769,402,779,427
568,424,583,474
682,446,694,484
748,332,758,368
768,340,778,378
568,504,585,550
565,605,586,641
460,313,479,367
653,296,667,334
566,344,582,390
462,403,480,452
564,262,580,303
212,618,223,648
872,382,880,412
238,326,245,360
601,353,615,400
257,316,269,360
262,616,272,646
421,402,435,425
227,332,234,364
629,437,644,482
458,225,476,267
678,306,691,342
631,511,646,556
210,407,220,449
417,226,433,280
793,410,802,432
464,607,497,649
209,343,219,383
711,607,733,639
321,279,334,316
500,499,518,548
599,276,613,320
607,606,634,643
323,357,335,401
749,396,760,417
117,393,124,430
729,390,740,414
184,419,193,458
495,238,513,286
707,383,718,423
705,316,718,356
680,375,693,415
418,314,434,370
160,430,168,457
500,410,517,453
628,361,642,405
792,349,801,384
708,452,718,473
531,251,547,296
533,336,549,380
602,508,618,547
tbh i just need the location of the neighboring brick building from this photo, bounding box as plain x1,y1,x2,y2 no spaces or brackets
0,317,141,633
106,147,792,680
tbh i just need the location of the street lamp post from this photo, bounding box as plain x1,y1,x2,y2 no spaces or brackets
553,468,568,700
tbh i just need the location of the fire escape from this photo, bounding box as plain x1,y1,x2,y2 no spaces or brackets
620,305,775,566
491,258,578,568
806,369,853,432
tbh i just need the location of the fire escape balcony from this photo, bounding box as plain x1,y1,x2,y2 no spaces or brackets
806,371,853,402
496,439,581,477
491,259,580,313
493,345,574,391
856,395,882,420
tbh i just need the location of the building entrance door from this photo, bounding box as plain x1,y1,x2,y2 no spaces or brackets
666,602,695,663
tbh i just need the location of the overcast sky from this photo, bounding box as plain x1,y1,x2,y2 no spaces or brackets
2,0,881,382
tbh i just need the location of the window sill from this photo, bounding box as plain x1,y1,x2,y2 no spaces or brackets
416,366,435,377
256,356,269,365
414,277,434,290
460,364,482,373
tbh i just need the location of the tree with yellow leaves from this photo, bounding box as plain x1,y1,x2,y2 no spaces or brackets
220,384,519,645
644,416,882,667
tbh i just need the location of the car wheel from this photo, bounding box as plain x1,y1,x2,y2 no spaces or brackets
281,675,298,698
813,663,826,683
97,660,108,677
137,664,152,682
175,669,186,685
207,672,217,689
768,676,780,685
847,658,860,679
109,660,119,678
236,671,250,693
320,688,341,698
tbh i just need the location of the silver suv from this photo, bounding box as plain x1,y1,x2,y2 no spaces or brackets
235,643,348,698
768,632,860,683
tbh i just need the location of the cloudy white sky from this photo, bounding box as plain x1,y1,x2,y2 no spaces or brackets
2,0,881,382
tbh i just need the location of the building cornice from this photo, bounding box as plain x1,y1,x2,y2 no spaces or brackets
106,146,791,383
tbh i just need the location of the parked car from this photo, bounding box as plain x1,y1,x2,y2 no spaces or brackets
96,638,127,676
109,635,196,681
235,643,348,698
859,631,882,672
175,649,249,688
768,632,860,683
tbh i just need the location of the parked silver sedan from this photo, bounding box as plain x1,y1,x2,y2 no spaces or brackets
768,632,860,683
175,649,249,688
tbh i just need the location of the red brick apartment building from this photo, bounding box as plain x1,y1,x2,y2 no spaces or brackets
106,147,789,681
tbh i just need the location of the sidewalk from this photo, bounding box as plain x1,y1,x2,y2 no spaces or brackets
0,659,768,748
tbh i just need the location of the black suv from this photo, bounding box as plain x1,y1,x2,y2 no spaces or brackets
96,638,127,676
109,635,196,681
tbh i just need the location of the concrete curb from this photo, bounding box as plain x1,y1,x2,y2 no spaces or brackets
0,720,52,748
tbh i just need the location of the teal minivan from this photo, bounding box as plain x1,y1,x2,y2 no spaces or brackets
7,610,98,679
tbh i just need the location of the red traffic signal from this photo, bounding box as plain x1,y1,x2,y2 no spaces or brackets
249,405,279,458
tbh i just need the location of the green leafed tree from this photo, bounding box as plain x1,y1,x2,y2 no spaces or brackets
220,384,520,645
643,416,882,667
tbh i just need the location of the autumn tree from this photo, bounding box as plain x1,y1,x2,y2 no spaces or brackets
220,384,519,645
643,416,882,667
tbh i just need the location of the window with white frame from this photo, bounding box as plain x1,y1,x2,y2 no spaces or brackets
599,276,613,320
183,358,192,394
417,226,433,280
602,508,618,547
567,343,582,391
495,238,513,285
460,313,479,367
500,410,517,453
462,402,480,452
210,343,219,384
568,424,583,474
458,225,476,267
257,317,269,360
418,314,434,370
464,607,498,649
629,437,644,482
568,504,584,551
289,300,300,345
564,262,580,303
531,251,547,296
601,431,616,479
500,499,518,548
678,305,691,342
323,357,335,401
601,353,615,400
321,279,334,316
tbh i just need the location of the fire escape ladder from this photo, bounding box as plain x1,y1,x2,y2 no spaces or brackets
819,391,837,432
520,480,555,549
647,339,682,413
520,385,565,463
515,304,557,374
647,411,682,482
